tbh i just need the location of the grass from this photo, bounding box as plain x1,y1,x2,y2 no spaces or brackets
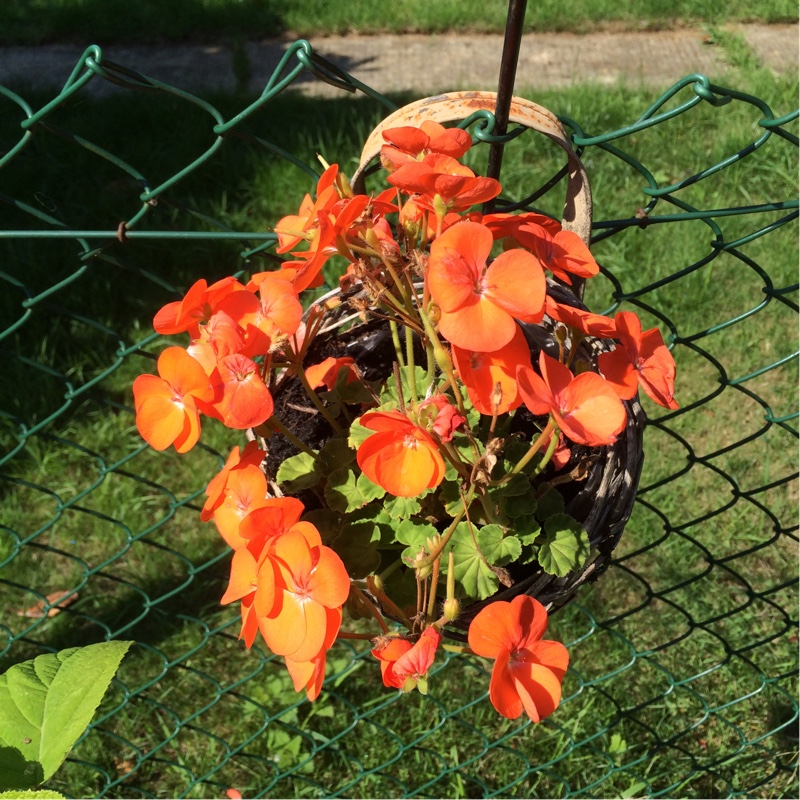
0,38,797,800
0,0,796,45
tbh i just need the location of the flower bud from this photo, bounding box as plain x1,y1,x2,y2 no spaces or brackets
414,558,433,580
443,597,460,622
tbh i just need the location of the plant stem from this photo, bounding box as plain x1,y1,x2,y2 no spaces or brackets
295,365,343,432
264,417,318,459
508,418,557,477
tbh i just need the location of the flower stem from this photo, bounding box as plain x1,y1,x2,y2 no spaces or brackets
295,365,343,433
508,418,557,477
263,417,318,459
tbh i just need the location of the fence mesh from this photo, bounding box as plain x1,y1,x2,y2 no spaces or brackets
1,42,797,799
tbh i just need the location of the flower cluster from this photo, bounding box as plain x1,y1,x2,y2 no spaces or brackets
133,120,677,722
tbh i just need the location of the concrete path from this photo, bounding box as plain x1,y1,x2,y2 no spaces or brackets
0,24,797,98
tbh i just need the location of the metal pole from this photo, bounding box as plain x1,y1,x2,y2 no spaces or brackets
483,0,528,213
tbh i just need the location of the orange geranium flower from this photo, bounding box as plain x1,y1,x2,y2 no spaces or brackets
598,311,679,410
274,164,340,253
356,410,446,498
452,325,533,415
212,353,274,430
201,441,266,522
371,636,414,689
417,395,465,442
153,277,245,338
218,276,303,356
284,618,340,702
516,352,627,447
209,464,270,550
468,596,569,723
257,530,350,662
388,153,500,214
544,295,617,339
484,214,599,285
304,356,357,392
380,121,472,172
392,627,441,693
133,346,217,453
428,221,545,352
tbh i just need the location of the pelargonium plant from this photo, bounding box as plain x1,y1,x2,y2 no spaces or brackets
133,120,677,724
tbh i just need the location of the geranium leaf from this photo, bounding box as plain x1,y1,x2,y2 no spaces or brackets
395,519,439,564
325,467,384,513
331,523,381,578
535,487,566,521
383,495,421,520
446,523,522,600
537,514,590,576
276,451,319,492
0,641,131,789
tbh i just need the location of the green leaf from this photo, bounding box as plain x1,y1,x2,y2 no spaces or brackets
331,522,381,578
0,791,66,799
446,523,522,600
511,514,542,547
537,514,590,577
276,451,319,492
395,519,439,564
318,435,356,473
500,489,537,519
382,495,421,520
324,468,384,513
0,641,132,789
347,418,374,451
535,487,566,521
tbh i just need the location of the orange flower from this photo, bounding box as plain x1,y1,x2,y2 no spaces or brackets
468,596,568,723
598,311,679,410
417,395,465,442
388,153,500,214
212,353,274,430
133,346,217,453
516,352,627,447
427,221,545,352
218,276,303,356
201,441,266,522
544,295,617,339
209,464,270,550
356,411,446,498
284,608,342,701
451,326,533,415
484,214,599,285
257,530,350,662
371,636,414,689
304,356,357,391
392,627,441,693
153,277,244,338
274,164,340,253
380,121,472,172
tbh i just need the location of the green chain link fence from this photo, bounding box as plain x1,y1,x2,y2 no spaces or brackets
1,41,797,798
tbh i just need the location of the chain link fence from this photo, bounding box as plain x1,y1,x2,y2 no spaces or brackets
1,42,797,798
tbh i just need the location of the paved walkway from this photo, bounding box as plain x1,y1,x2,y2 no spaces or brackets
1,24,797,97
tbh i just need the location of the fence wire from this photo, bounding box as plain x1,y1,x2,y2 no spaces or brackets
0,42,797,799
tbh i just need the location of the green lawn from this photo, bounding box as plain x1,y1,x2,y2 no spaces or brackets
0,36,797,800
0,0,796,44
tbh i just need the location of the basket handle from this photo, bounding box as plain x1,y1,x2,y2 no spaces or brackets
351,91,592,247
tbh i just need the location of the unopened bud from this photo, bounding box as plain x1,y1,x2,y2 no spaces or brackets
443,597,460,622
414,559,433,580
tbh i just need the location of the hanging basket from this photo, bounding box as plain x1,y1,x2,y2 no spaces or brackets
266,92,647,638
